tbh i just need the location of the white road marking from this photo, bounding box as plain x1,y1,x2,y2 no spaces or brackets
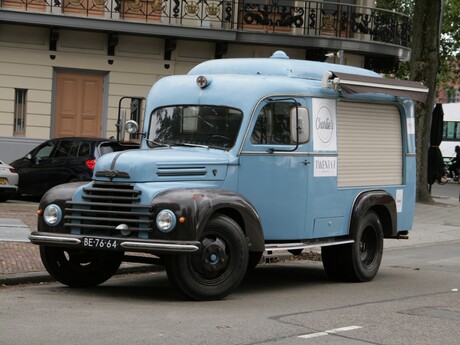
299,325,363,339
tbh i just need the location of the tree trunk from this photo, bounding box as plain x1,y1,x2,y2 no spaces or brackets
409,0,442,202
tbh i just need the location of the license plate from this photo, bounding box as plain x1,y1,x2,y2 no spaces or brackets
0,178,6,185
82,237,120,250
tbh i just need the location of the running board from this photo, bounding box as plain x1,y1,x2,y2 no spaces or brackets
264,239,354,253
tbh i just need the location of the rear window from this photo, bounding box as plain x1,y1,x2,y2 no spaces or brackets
98,142,138,156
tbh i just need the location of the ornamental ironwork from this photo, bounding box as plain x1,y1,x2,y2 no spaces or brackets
0,0,412,47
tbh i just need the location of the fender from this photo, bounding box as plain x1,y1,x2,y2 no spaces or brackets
37,181,88,233
350,190,397,238
153,188,265,252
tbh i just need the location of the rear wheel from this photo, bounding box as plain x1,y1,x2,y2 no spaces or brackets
40,246,123,287
165,214,248,300
322,211,383,282
321,245,347,280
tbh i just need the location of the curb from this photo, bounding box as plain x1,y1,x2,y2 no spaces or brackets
0,264,165,287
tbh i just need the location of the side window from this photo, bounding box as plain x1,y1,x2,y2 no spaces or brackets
31,141,56,159
54,141,73,158
77,143,91,157
251,102,293,145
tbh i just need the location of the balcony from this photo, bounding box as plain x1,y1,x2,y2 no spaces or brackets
0,0,412,60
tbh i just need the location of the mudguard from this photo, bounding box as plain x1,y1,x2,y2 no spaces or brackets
152,188,265,252
37,181,88,233
350,190,397,238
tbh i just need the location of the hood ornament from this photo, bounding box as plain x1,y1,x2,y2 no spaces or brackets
96,170,130,180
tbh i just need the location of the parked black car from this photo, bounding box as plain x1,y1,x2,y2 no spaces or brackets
10,137,138,197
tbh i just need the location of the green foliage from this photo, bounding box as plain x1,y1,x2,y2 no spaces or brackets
441,0,460,59
439,0,460,86
376,0,459,85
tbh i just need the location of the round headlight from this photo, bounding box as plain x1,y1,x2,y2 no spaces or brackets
124,120,139,134
156,210,176,233
43,204,62,226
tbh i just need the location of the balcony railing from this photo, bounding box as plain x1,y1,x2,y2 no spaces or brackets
0,0,411,47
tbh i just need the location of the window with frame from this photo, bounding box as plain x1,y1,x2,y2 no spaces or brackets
250,102,294,145
443,121,460,141
14,89,27,136
54,141,74,158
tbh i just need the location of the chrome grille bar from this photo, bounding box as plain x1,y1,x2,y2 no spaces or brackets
65,181,153,234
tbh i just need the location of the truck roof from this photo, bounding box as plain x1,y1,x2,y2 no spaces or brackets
188,51,380,81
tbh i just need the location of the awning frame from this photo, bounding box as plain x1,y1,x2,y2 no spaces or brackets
322,71,429,103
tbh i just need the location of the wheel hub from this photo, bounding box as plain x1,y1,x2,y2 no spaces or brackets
200,238,228,273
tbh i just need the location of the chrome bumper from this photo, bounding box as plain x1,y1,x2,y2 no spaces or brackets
29,231,201,254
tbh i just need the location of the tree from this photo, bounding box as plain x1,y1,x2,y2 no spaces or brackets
438,0,460,90
376,1,460,201
409,0,443,202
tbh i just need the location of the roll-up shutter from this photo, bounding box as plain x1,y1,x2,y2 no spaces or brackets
337,102,402,187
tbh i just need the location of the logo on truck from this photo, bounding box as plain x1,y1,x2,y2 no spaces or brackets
315,106,334,144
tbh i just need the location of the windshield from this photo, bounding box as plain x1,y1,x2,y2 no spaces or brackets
148,105,243,150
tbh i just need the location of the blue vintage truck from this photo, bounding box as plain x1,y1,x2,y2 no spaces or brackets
29,52,428,300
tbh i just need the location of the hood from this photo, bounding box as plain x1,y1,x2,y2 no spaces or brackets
93,147,231,183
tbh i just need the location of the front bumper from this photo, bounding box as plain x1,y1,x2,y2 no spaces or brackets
29,231,201,254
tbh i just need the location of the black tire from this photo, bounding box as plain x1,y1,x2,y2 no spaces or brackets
346,211,383,282
322,211,383,282
40,246,123,287
165,214,248,300
321,245,347,280
247,251,263,272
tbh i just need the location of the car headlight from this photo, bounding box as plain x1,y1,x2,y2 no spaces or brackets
124,120,139,134
156,210,176,233
43,204,62,226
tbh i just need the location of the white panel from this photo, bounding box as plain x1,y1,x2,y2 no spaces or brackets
337,102,402,187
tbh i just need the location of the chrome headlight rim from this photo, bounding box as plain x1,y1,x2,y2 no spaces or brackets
124,120,139,134
43,204,63,226
156,209,177,233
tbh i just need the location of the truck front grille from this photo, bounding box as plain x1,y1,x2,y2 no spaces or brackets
64,181,153,235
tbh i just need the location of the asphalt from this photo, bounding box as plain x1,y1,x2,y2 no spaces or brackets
1,190,459,286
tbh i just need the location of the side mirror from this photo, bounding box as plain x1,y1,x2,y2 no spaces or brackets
290,107,309,144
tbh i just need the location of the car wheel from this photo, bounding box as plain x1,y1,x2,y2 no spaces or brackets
247,251,263,272
321,245,347,280
344,211,383,282
40,246,123,287
322,211,383,282
165,214,248,300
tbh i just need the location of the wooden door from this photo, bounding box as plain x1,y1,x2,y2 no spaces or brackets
54,72,103,138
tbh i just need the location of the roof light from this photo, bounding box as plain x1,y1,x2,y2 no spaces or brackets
196,75,209,88
270,51,289,59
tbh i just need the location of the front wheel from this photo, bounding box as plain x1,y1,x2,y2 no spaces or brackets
165,214,248,300
40,246,123,287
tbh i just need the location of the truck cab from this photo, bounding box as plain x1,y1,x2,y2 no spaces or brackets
30,51,428,300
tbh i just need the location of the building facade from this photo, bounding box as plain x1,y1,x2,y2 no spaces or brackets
0,0,412,163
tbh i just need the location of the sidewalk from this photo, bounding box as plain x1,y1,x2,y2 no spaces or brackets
1,194,459,286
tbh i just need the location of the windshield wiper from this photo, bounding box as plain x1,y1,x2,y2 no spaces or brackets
170,142,209,149
147,140,170,148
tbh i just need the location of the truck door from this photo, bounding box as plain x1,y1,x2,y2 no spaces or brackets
238,99,309,241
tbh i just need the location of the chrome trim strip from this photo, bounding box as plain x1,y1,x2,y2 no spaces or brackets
121,242,199,253
265,239,354,252
240,151,338,156
29,234,82,246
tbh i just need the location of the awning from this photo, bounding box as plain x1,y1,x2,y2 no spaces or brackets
323,71,429,103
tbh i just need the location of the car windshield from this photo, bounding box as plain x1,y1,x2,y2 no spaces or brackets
148,105,243,150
